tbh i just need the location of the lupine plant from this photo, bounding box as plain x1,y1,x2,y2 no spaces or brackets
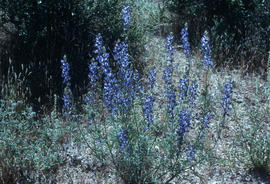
163,34,177,124
113,41,138,113
121,5,131,31
201,31,213,70
218,82,233,138
143,68,156,128
93,34,119,114
60,56,73,117
177,109,191,145
5,1,270,183
77,19,219,182
180,23,191,76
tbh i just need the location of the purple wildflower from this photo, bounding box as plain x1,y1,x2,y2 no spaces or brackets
60,56,72,114
180,25,191,59
178,78,198,107
147,68,156,90
177,110,191,144
163,35,176,124
62,89,72,113
201,31,213,70
60,57,71,88
113,41,138,112
186,146,196,161
118,128,131,153
143,94,155,128
121,6,131,30
221,82,233,116
94,34,119,113
218,82,233,138
189,82,198,107
202,111,211,133
88,60,99,89
167,89,176,122
166,35,174,63
179,77,189,101
162,65,173,88
143,68,156,128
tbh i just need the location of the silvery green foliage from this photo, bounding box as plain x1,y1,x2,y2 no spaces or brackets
0,99,64,183
266,51,270,103
234,106,270,173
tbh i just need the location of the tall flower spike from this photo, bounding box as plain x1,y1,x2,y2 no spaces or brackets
179,77,189,101
143,94,155,128
102,53,119,114
60,56,71,88
88,59,99,89
94,34,118,113
118,128,131,153
147,68,156,90
177,110,191,145
166,34,174,63
189,82,198,107
121,6,131,30
201,31,213,70
60,56,72,114
163,34,175,87
180,25,191,59
62,89,72,113
163,34,176,124
218,82,233,138
113,41,137,112
143,68,156,128
186,146,196,161
94,35,103,56
167,89,176,121
221,82,233,116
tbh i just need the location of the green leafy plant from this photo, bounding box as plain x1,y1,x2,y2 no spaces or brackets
234,106,270,174
74,25,218,183
0,93,70,183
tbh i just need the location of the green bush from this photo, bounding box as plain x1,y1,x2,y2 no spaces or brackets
0,98,67,183
167,0,270,70
233,106,270,174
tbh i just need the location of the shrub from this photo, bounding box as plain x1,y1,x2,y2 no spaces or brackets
233,105,270,174
0,97,66,183
72,23,219,182
0,64,68,183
